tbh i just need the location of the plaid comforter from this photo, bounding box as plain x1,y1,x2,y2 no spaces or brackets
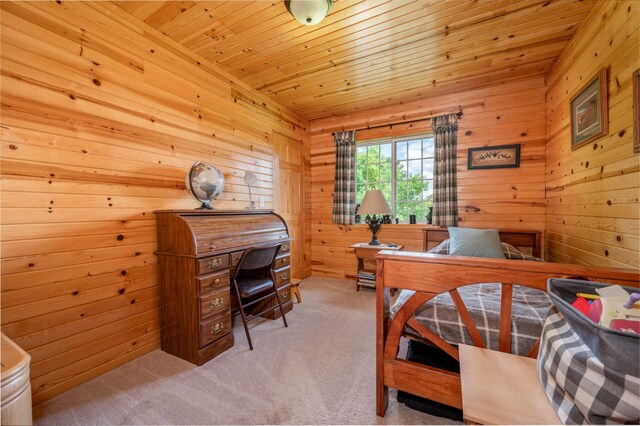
390,283,552,355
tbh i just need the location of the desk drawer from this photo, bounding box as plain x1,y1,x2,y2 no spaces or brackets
200,312,231,348
274,267,290,286
277,285,292,304
199,288,230,320
197,255,229,275
197,270,229,294
279,242,290,254
274,254,290,269
230,251,243,267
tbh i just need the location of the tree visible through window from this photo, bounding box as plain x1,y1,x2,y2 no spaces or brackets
356,136,434,222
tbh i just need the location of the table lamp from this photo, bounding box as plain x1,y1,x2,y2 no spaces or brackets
358,189,391,245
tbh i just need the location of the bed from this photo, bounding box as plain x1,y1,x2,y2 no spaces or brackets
375,229,640,417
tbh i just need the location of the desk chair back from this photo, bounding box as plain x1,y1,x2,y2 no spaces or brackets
236,245,279,273
232,244,288,350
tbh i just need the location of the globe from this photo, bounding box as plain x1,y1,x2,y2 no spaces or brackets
185,161,225,209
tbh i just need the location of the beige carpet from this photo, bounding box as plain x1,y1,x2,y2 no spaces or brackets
34,277,455,425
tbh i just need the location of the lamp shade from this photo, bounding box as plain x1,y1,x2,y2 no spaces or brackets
358,190,391,215
285,0,333,26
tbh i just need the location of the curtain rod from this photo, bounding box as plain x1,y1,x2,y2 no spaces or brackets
330,108,464,136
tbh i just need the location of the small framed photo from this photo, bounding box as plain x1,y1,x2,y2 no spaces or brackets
571,68,608,150
467,144,521,170
634,68,639,154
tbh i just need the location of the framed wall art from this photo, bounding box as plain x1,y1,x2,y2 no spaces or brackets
570,68,608,150
467,144,521,170
634,68,639,154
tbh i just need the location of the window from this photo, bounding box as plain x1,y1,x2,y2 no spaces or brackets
356,135,434,222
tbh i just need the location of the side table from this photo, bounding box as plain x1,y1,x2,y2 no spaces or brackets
350,243,404,292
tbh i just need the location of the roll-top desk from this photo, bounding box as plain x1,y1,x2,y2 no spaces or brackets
154,210,292,366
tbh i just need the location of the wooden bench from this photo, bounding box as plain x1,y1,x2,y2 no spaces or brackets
459,344,560,425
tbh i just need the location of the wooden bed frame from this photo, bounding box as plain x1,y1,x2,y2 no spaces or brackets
375,230,640,417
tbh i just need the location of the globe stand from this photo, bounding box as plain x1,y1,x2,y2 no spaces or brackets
197,201,216,210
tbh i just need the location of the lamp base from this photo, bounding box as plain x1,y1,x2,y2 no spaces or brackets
367,218,383,246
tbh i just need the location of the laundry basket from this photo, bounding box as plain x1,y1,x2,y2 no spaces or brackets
537,278,639,425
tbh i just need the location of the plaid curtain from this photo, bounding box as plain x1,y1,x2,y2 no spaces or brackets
332,130,357,225
432,114,458,227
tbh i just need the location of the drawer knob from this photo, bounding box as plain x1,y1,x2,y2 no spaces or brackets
279,272,288,280
210,323,224,335
210,297,224,309
282,291,289,299
208,258,223,269
214,278,220,284
282,244,289,251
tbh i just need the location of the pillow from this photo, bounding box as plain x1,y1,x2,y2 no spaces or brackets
428,241,519,256
427,238,542,261
447,227,506,259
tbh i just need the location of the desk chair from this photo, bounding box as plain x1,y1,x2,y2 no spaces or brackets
232,245,288,350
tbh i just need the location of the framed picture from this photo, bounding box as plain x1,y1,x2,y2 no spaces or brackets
467,144,521,170
634,68,639,154
571,68,608,150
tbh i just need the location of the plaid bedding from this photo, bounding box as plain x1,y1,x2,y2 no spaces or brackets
390,283,552,355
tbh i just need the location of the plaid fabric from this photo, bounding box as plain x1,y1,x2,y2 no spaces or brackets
391,283,551,355
538,309,640,424
427,239,542,261
432,114,458,227
332,131,356,225
429,239,451,254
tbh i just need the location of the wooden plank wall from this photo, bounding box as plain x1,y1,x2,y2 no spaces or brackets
545,0,639,269
0,1,310,405
310,78,547,279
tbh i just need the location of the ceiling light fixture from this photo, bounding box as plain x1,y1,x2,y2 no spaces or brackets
285,0,333,26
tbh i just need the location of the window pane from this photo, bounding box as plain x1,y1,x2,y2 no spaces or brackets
408,140,422,159
356,185,367,204
422,138,434,158
396,161,408,180
422,159,434,179
408,160,421,178
396,181,408,200
367,144,380,163
356,147,368,184
396,141,407,160
409,203,423,222
380,143,392,162
407,177,422,201
379,161,392,183
423,180,433,206
380,182,392,205
396,201,408,222
368,162,380,183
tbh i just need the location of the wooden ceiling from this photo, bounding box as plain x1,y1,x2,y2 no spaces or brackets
112,0,595,120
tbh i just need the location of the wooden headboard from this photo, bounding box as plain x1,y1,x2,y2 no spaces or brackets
422,228,542,258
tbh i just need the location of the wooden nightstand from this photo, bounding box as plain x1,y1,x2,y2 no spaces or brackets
350,243,404,291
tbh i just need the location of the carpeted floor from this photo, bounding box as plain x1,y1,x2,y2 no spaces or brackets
34,277,454,425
